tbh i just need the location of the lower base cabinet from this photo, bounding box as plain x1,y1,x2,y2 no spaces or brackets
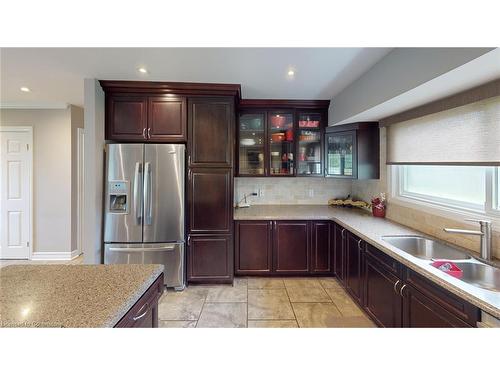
115,273,163,328
188,235,233,283
235,220,332,276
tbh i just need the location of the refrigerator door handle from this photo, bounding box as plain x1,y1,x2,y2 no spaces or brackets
133,162,143,224
144,161,152,225
107,245,176,252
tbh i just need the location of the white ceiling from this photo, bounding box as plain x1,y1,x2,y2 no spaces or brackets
0,48,392,107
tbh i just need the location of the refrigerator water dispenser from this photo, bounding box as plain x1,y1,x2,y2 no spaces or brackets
108,181,129,213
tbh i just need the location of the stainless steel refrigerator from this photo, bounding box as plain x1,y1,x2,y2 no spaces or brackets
104,143,185,289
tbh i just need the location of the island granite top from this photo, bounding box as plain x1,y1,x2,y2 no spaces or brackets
0,264,164,328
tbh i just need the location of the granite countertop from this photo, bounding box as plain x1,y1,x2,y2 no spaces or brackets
0,264,164,328
235,204,500,319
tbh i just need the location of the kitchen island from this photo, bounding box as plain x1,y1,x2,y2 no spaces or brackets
0,264,164,328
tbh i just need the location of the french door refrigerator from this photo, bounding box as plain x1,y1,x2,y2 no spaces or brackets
104,143,185,289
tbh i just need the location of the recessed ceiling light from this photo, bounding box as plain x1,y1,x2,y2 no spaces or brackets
287,69,295,77
138,67,148,74
20,86,31,92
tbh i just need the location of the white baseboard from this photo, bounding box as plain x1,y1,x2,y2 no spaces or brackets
31,249,81,261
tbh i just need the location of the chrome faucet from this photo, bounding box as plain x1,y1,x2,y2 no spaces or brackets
443,219,492,261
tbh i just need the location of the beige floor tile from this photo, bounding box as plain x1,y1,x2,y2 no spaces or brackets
248,289,295,320
248,320,298,328
286,287,331,302
283,278,321,288
292,303,342,328
159,320,197,328
205,284,247,303
197,303,247,328
233,277,248,287
158,287,208,320
318,278,343,290
247,278,285,289
324,289,365,317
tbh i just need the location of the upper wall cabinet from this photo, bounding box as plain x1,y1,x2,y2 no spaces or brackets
236,100,330,177
100,81,241,143
325,122,380,180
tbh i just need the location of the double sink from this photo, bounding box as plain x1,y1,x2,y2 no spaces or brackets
382,235,500,293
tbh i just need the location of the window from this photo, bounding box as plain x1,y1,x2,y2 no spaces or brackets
393,165,500,217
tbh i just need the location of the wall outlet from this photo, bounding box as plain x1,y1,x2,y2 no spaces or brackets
308,188,314,198
258,188,264,197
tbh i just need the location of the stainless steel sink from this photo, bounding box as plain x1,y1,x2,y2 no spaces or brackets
455,263,500,292
382,235,471,260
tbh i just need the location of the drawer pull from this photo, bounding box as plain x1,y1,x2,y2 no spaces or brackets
400,284,407,297
132,303,149,321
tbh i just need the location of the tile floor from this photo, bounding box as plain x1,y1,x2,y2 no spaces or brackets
158,277,376,328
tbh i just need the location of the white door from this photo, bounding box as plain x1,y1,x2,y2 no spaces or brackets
0,127,32,259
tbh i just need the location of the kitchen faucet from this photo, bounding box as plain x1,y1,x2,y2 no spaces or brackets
443,219,492,261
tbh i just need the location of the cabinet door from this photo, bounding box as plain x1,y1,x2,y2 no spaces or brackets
364,254,402,327
235,221,272,274
345,231,364,304
188,168,232,234
297,111,324,176
333,223,346,283
402,285,471,328
273,221,309,273
311,221,331,273
325,130,357,178
148,97,186,141
238,112,266,176
268,112,295,176
107,96,147,141
188,98,234,168
188,235,233,282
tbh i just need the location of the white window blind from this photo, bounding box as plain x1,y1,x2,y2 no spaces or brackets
386,94,500,165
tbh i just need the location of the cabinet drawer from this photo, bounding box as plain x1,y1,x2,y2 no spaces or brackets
404,268,479,326
115,273,163,328
365,244,401,277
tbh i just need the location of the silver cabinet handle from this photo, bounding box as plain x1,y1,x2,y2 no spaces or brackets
147,128,151,138
108,245,176,252
142,128,147,138
357,239,363,250
341,228,346,239
393,280,400,294
133,162,143,224
144,162,152,225
132,303,149,321
187,235,191,246
188,155,191,166
400,284,407,297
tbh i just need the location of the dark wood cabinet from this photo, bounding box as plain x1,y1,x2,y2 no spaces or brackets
189,97,234,168
115,273,163,328
188,168,232,234
107,96,148,141
402,285,472,328
148,97,186,141
187,235,233,283
310,221,331,273
273,221,310,273
325,122,380,179
345,231,364,304
236,100,330,177
235,221,273,274
332,223,346,283
364,252,402,328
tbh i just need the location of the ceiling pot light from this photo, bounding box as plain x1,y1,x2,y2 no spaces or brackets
287,69,295,77
138,67,148,74
20,86,31,92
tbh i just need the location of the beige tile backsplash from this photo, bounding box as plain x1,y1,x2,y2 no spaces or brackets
235,177,351,205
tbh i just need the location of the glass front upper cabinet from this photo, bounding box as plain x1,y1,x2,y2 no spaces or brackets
238,113,266,175
297,112,323,176
268,112,294,176
325,130,356,178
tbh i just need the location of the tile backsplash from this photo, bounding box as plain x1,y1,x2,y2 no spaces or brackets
235,177,351,205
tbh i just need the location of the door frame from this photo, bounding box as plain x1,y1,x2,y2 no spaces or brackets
77,128,84,256
0,126,33,259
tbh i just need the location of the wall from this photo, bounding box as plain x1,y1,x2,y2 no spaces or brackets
0,106,82,255
83,79,105,264
329,48,494,125
235,177,352,205
70,105,84,253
